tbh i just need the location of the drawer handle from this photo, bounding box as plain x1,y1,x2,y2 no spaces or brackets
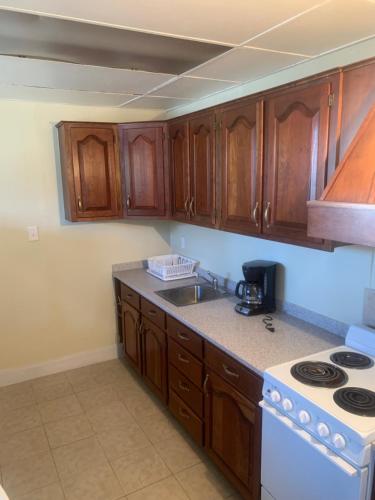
222,364,239,378
178,353,190,364
178,381,190,392
203,374,209,395
116,296,121,307
126,293,133,298
179,407,190,420
148,310,157,316
177,332,190,341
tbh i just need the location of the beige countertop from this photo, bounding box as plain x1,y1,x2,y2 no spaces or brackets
113,268,342,376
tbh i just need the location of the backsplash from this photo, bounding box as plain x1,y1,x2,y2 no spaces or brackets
363,288,375,328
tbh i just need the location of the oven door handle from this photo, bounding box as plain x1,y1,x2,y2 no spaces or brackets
260,400,359,478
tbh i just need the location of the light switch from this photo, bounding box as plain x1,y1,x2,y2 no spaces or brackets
27,226,39,241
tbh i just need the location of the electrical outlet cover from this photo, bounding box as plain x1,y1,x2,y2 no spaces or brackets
363,288,375,328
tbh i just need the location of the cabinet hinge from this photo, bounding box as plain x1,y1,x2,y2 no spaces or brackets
328,93,335,107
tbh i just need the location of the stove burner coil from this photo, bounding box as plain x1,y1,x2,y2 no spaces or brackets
334,387,375,417
330,351,374,369
290,361,348,388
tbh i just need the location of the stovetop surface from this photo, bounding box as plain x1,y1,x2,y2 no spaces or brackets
265,344,375,439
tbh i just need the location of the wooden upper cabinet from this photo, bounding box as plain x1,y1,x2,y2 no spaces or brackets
120,123,167,217
189,111,216,227
169,119,190,221
57,122,122,222
219,100,263,235
263,77,339,247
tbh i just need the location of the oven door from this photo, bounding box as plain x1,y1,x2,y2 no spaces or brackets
261,401,369,500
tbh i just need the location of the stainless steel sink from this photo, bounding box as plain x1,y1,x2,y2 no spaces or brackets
155,283,228,306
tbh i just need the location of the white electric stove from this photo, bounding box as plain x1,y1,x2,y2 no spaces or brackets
260,324,375,500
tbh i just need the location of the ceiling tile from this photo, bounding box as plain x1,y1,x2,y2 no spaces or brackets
121,96,193,110
186,48,307,83
0,0,325,44
249,0,375,56
0,85,135,105
150,76,238,99
0,55,174,93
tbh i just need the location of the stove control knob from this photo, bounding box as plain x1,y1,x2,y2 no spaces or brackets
282,398,293,412
270,390,281,403
298,410,311,424
317,423,330,437
332,433,346,450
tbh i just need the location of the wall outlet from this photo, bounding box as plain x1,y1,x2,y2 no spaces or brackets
363,288,375,328
27,226,39,241
180,236,186,250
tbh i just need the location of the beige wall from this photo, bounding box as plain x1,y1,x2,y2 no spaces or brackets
0,100,170,371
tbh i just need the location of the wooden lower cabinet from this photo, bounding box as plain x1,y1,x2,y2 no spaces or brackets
141,318,168,403
122,302,142,374
204,369,261,500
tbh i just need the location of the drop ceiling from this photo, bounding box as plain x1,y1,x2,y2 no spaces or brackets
0,0,374,111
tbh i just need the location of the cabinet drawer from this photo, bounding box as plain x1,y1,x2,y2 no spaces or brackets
121,284,140,310
169,339,203,388
169,390,203,446
141,297,166,330
169,364,203,417
167,316,203,359
205,343,262,403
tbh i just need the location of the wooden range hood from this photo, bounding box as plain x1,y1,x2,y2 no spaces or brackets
307,105,375,247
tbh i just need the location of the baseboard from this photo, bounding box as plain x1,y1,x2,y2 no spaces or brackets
0,344,122,387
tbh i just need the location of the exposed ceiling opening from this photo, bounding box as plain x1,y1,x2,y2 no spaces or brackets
0,9,231,74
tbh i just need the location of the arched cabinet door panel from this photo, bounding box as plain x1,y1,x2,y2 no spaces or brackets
120,123,167,217
263,77,339,248
170,119,190,221
219,99,263,235
122,302,142,374
58,122,122,222
141,318,168,403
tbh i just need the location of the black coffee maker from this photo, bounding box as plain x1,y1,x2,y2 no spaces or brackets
235,260,277,316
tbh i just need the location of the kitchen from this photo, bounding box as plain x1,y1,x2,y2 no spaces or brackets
0,1,375,499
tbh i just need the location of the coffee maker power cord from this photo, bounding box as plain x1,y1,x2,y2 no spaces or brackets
263,315,275,333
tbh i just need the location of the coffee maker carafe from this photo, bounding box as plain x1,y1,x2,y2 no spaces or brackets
235,260,277,316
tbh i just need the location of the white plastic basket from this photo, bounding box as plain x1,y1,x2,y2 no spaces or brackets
147,254,198,281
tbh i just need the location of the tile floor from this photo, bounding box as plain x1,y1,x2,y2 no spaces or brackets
0,359,241,499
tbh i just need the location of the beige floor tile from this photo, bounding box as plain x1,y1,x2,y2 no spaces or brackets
137,411,181,445
86,401,134,433
32,373,68,389
120,389,165,420
0,404,41,437
96,422,150,462
66,365,101,393
0,426,49,466
127,476,189,500
61,462,123,500
33,380,73,403
76,384,119,411
38,394,82,423
176,462,235,499
111,445,171,495
13,482,65,500
53,436,108,481
154,433,202,473
2,450,58,497
0,383,35,413
45,414,93,448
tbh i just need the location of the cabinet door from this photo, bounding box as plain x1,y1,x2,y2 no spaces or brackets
220,100,263,235
121,124,166,216
58,123,122,221
170,119,190,221
189,111,216,227
205,370,261,500
263,79,336,246
122,302,142,374
142,318,168,403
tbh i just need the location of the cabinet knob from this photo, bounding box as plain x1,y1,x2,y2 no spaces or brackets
264,202,271,228
126,195,131,209
251,202,259,227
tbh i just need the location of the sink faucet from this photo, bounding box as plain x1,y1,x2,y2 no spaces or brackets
207,272,219,290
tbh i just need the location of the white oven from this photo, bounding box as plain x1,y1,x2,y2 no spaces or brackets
260,401,373,500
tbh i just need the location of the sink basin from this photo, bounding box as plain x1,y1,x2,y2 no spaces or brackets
155,283,228,306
